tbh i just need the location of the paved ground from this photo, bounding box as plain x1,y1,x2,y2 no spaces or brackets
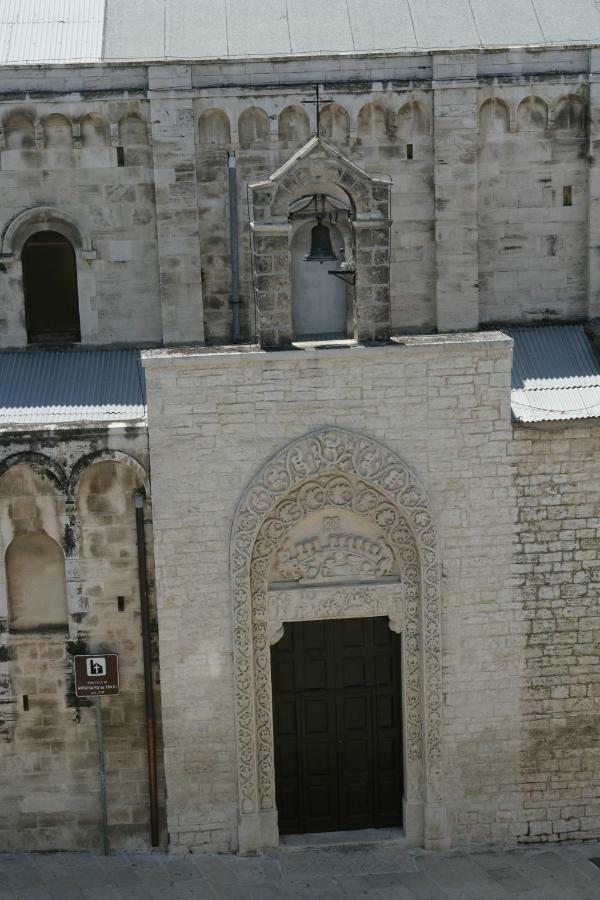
1,840,600,899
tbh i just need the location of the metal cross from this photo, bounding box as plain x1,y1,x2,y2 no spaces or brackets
302,84,335,137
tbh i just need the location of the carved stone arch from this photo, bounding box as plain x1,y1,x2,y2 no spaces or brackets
0,452,68,494
278,105,310,145
239,106,270,148
4,111,35,149
43,113,73,147
79,112,111,147
517,96,548,131
357,101,390,139
118,111,149,146
1,206,93,257
230,427,445,854
198,107,231,145
479,97,510,135
555,94,586,132
69,450,150,498
396,100,428,138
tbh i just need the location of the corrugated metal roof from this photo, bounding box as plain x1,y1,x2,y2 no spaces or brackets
0,0,105,65
2,0,600,66
102,0,600,61
0,348,146,427
507,325,600,423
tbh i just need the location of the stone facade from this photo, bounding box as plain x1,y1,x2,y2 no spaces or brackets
513,424,600,844
0,41,599,857
0,428,166,851
143,335,518,853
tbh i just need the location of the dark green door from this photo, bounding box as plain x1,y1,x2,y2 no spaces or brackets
271,616,403,835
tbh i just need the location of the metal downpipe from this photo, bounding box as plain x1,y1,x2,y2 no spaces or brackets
134,490,160,848
228,151,241,343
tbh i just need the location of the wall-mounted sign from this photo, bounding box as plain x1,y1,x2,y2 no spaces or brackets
74,654,119,697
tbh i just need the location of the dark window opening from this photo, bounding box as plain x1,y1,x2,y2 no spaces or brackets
563,185,573,207
22,231,81,343
406,143,413,160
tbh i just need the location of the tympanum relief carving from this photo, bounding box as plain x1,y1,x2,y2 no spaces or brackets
270,512,398,586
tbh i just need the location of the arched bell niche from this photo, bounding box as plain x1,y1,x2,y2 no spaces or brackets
249,137,391,347
289,193,353,340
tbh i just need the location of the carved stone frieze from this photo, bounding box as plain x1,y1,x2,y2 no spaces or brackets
272,514,397,585
268,582,402,624
230,427,443,853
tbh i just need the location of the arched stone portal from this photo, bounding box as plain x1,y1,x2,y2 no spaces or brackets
230,428,447,854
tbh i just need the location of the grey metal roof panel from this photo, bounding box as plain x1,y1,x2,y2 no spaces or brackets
0,348,146,427
506,325,600,389
507,325,600,423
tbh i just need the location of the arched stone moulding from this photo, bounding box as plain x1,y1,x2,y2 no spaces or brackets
248,137,392,346
230,427,447,854
0,206,97,343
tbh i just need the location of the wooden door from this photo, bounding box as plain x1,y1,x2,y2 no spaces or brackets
271,616,403,835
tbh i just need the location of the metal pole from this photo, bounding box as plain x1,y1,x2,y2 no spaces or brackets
135,491,160,848
95,696,109,856
228,151,241,343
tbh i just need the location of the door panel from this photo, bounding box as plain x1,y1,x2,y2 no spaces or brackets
272,616,403,835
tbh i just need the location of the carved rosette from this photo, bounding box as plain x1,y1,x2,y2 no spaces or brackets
230,428,442,845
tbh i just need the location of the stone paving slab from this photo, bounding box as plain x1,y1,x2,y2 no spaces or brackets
0,840,599,899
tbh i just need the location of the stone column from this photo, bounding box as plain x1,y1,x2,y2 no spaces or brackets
149,65,205,344
588,52,600,319
432,53,479,332
354,220,392,342
252,223,293,348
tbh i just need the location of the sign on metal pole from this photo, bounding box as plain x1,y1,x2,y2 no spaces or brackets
74,653,119,698
73,654,119,855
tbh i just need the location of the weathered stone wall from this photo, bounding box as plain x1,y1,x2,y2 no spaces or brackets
143,333,517,852
0,49,595,349
0,429,166,851
0,98,162,347
478,85,588,324
513,424,600,845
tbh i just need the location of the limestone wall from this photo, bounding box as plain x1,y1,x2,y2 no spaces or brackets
0,49,596,348
513,424,600,844
0,98,162,347
0,429,166,851
143,333,518,852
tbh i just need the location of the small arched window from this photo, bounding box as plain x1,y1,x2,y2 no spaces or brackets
22,231,81,343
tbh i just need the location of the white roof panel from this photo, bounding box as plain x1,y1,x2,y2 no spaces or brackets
288,0,354,55
345,0,418,53
408,0,480,50
4,0,600,66
532,0,600,43
0,0,104,65
470,0,544,47
226,0,291,58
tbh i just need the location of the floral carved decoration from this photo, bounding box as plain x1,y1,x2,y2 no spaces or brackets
230,428,442,846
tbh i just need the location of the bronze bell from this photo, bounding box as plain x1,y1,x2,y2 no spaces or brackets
304,219,337,264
